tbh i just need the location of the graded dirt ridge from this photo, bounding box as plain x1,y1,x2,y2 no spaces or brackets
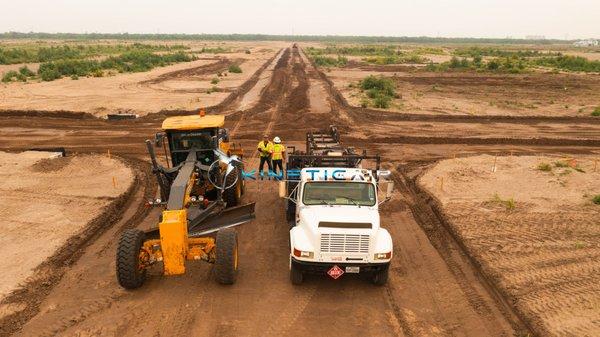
419,155,600,337
0,152,134,323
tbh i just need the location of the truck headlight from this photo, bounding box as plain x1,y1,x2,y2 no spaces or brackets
374,252,392,260
293,248,314,259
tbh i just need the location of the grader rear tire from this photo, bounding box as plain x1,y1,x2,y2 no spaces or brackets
116,229,147,289
223,168,242,207
215,228,238,285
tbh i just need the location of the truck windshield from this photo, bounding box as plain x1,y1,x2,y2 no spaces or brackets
303,182,376,206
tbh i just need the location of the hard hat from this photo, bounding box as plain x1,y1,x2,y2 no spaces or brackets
273,136,281,144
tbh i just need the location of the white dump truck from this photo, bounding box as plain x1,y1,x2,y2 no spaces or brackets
283,126,394,285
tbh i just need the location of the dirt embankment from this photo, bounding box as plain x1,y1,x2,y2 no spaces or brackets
140,57,234,85
0,153,154,337
418,155,600,336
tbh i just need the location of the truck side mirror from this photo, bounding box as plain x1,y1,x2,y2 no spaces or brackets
386,181,395,199
155,132,164,147
380,181,394,205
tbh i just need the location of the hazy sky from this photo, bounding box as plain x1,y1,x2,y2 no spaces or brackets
2,0,598,39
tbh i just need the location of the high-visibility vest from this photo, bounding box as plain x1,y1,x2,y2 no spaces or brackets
257,141,273,157
272,144,285,160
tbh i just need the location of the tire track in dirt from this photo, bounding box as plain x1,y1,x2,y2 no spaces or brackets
140,57,233,85
303,46,526,335
392,163,533,336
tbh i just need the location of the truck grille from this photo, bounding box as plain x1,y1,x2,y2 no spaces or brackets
320,234,370,253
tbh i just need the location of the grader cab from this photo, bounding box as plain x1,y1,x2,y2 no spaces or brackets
116,113,254,289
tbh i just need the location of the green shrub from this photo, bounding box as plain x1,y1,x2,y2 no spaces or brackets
359,75,397,108
36,51,193,81
206,86,221,94
92,69,103,77
0,43,191,65
364,54,427,65
454,47,560,58
533,55,600,73
2,70,17,82
211,78,219,84
373,94,392,108
313,55,347,67
18,66,35,77
554,160,569,168
537,163,552,172
592,107,600,117
360,76,395,95
593,195,600,205
245,50,251,54
228,64,242,73
39,67,61,81
492,194,516,210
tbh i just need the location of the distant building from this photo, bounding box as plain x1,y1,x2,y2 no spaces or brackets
573,39,599,47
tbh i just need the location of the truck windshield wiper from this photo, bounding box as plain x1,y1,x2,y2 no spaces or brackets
339,196,360,206
318,199,333,206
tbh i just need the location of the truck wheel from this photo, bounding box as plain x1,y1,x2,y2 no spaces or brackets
223,168,241,207
215,229,238,285
290,262,304,285
371,268,389,286
286,200,296,228
116,229,147,289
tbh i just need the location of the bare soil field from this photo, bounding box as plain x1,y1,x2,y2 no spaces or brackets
0,152,133,318
0,41,286,117
328,68,600,117
0,43,599,337
419,155,600,336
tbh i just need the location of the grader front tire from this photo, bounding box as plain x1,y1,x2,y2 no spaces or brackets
223,168,242,208
215,228,239,285
116,229,147,289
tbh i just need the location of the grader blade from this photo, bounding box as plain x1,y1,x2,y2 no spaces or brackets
189,202,256,237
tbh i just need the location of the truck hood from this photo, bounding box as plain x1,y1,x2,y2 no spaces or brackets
298,206,380,231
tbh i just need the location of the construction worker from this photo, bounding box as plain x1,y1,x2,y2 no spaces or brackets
257,134,273,179
271,136,286,178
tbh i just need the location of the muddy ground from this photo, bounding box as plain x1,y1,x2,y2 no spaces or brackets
0,44,598,337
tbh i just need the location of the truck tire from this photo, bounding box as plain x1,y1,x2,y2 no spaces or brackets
215,228,238,285
290,262,304,285
116,229,147,289
223,168,242,207
286,200,296,228
371,267,389,286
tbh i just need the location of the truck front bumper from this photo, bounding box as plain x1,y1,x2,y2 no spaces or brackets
291,257,389,274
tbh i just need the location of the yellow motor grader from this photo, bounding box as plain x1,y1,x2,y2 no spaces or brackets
116,113,254,289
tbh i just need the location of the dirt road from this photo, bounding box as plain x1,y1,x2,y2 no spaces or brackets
1,46,598,337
